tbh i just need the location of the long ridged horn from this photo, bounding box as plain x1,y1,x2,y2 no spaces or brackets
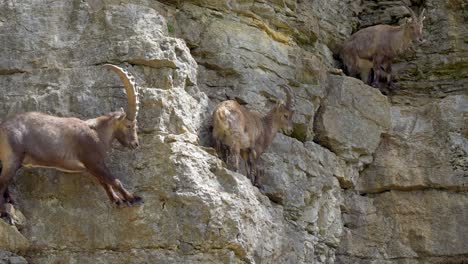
419,8,426,20
280,85,294,110
404,6,417,18
105,64,139,121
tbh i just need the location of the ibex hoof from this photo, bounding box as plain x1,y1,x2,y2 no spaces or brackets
388,83,400,92
0,212,13,225
130,196,144,206
115,200,128,208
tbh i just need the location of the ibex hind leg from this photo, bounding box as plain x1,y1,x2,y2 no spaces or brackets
360,70,372,86
214,140,225,160
245,150,259,187
0,159,21,223
241,150,254,184
247,160,258,187
386,71,400,92
227,144,241,173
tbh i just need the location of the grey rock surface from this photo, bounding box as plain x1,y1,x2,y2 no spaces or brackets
0,0,466,263
314,75,391,164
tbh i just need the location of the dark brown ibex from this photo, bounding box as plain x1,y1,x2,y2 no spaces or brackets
341,7,426,89
0,64,142,221
212,86,294,185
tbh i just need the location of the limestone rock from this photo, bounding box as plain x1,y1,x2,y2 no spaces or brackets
259,134,345,261
335,2,468,262
357,95,468,193
0,251,28,264
0,0,338,263
357,0,468,99
172,2,334,142
338,190,468,263
0,221,29,253
314,75,391,164
4,204,26,230
0,0,466,263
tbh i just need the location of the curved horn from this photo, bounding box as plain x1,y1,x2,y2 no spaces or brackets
419,8,426,20
105,64,139,121
404,6,417,18
280,85,294,110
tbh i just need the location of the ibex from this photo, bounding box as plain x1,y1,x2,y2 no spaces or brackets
0,64,142,221
212,86,294,185
341,6,426,89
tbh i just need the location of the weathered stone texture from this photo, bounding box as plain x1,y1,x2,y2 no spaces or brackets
0,0,352,263
168,0,360,142
338,190,468,263
0,0,466,263
358,0,468,99
358,95,468,193
314,75,391,165
335,0,468,263
0,221,29,253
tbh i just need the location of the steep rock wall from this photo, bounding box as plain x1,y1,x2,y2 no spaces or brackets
0,0,466,264
337,0,468,263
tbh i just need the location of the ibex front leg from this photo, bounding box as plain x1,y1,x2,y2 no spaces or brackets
241,149,258,186
83,160,142,207
4,188,14,204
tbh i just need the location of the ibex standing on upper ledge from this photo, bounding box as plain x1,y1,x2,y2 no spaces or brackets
0,64,143,221
212,86,294,186
341,6,426,90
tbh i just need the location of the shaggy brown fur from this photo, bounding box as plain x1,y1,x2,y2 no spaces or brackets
341,7,426,89
212,86,294,185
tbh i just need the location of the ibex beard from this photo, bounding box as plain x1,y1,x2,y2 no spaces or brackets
0,64,143,222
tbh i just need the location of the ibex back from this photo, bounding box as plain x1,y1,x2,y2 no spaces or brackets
0,64,142,222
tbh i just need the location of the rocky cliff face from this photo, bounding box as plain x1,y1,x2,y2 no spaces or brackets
0,0,466,263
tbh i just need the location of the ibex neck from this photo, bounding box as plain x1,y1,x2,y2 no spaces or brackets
85,115,115,150
397,25,414,54
259,111,281,154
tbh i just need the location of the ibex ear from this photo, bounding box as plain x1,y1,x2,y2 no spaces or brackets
116,107,127,121
276,100,285,108
401,17,410,25
118,113,127,121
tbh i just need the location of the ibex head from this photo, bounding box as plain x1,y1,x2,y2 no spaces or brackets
105,64,140,149
272,85,295,135
404,7,426,43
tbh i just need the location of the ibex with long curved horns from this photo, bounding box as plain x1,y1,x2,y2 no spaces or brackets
341,6,426,89
212,85,294,185
0,64,142,221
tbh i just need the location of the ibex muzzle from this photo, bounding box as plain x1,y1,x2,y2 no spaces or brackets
0,64,143,222
113,111,140,149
